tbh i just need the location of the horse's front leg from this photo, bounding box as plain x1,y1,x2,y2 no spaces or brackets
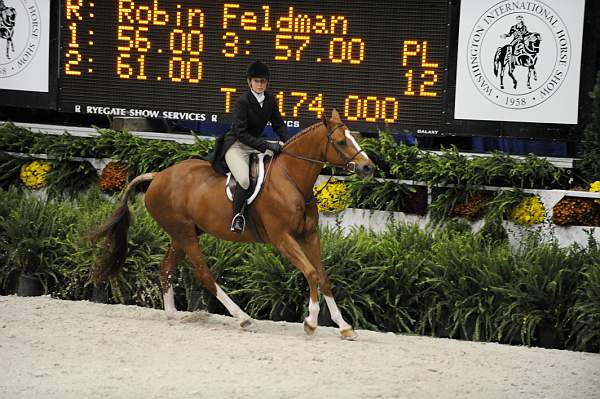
274,233,322,336
300,230,357,340
159,243,185,319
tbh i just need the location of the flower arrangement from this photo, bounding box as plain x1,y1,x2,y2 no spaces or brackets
511,195,545,225
451,191,488,220
590,181,600,205
313,178,351,213
552,197,595,226
99,161,128,192
19,160,52,189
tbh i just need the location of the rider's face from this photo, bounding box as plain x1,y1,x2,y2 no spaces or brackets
248,77,268,94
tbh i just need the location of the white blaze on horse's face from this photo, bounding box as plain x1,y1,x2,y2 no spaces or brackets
345,129,370,161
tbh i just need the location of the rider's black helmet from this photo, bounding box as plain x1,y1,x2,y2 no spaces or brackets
246,61,270,80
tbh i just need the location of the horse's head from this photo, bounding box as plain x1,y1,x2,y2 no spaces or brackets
1,7,16,24
524,32,541,53
320,109,374,178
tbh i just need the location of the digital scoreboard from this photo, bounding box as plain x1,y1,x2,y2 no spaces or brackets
59,0,451,134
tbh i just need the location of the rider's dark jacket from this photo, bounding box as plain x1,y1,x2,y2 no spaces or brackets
206,90,289,175
507,23,529,46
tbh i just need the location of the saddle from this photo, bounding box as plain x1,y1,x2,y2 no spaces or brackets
225,152,270,205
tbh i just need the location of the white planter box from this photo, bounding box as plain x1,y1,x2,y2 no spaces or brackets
319,208,600,248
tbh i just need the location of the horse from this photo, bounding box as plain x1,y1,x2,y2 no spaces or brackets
0,6,16,60
90,109,375,340
493,32,542,90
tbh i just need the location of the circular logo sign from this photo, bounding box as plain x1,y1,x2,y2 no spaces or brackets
0,0,41,78
466,0,571,109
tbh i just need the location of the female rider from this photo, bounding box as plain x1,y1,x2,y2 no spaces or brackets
209,61,289,232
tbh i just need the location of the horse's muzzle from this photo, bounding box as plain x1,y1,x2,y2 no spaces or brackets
356,163,375,179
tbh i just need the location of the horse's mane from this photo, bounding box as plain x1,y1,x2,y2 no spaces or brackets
283,121,324,148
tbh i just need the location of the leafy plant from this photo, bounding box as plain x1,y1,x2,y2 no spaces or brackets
346,177,416,212
415,146,471,186
0,196,78,293
45,160,98,197
568,234,600,352
0,154,30,189
580,70,600,182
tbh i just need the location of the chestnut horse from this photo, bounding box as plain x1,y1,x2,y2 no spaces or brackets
91,110,374,340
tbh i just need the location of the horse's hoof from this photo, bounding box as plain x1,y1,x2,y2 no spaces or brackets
340,328,358,341
165,310,181,320
240,318,253,329
303,319,317,336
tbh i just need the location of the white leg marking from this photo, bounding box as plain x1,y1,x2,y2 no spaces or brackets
216,284,250,321
163,286,177,318
345,129,370,161
305,298,319,328
324,295,351,331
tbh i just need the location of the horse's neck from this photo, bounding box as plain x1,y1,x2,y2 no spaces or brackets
277,128,326,199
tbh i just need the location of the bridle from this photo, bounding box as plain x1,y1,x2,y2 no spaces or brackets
269,122,366,203
282,122,365,173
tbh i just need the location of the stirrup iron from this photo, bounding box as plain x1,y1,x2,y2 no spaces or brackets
231,213,246,232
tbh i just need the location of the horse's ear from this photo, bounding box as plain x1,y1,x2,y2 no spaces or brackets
331,109,341,122
321,113,329,128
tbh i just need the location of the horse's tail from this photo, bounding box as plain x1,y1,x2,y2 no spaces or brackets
493,47,502,76
89,172,156,282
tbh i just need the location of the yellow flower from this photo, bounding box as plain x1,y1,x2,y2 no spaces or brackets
590,181,600,205
511,196,545,225
20,160,52,189
313,178,351,213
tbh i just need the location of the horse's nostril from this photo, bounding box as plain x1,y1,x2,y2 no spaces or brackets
361,164,374,176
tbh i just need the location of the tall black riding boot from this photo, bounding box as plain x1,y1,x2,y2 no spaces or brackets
231,184,250,232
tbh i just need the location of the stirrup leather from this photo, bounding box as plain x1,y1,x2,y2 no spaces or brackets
230,213,246,232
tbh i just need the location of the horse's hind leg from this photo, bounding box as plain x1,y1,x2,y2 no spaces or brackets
301,231,357,340
182,238,252,328
508,66,517,89
160,243,185,319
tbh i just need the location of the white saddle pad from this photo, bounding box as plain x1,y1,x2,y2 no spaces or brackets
225,153,267,205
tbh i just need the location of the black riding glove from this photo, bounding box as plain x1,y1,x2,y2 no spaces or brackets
265,142,283,154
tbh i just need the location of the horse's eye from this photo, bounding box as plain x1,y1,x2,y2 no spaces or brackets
337,140,346,146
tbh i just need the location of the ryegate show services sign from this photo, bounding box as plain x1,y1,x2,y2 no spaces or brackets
454,0,586,125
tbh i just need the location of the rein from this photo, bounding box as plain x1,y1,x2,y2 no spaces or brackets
274,122,365,204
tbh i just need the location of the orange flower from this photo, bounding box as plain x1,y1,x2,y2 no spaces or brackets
99,161,128,192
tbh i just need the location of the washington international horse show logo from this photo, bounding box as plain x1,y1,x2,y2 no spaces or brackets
0,0,41,78
466,0,571,110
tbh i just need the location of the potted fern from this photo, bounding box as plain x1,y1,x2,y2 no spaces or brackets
0,198,72,296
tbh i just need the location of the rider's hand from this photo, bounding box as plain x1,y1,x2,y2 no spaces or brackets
265,142,283,154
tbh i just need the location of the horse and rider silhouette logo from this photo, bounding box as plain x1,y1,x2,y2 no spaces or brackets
494,15,542,90
466,0,572,110
0,0,42,79
0,0,16,60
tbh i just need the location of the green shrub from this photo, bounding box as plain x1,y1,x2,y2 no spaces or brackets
0,195,79,293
